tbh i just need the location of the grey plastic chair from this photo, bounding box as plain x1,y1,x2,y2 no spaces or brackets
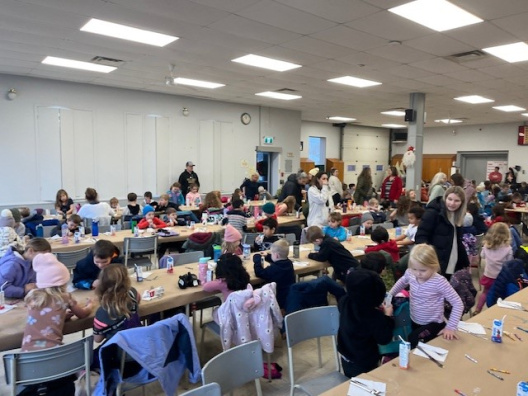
180,383,221,396
381,221,394,230
347,225,359,235
3,336,94,396
55,247,91,272
285,306,347,396
42,225,57,238
284,233,297,246
243,233,259,246
174,251,205,265
202,340,264,396
349,216,361,226
123,235,158,270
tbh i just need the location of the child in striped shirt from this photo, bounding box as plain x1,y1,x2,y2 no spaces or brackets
389,243,463,348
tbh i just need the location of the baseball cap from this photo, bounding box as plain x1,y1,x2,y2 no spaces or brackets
186,161,195,167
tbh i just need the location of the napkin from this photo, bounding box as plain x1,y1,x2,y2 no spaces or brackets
497,298,526,311
50,235,61,240
356,236,371,239
289,246,311,252
129,271,152,279
351,250,366,256
347,378,386,396
0,305,16,314
292,261,309,267
413,342,448,362
458,321,486,335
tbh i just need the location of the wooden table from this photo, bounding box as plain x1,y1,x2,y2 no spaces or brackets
321,287,528,396
49,215,306,253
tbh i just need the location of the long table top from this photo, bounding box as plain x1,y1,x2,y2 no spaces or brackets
49,215,305,253
321,287,528,396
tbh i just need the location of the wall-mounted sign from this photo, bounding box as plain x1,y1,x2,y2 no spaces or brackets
263,136,273,144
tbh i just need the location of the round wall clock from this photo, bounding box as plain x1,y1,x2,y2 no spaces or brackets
241,112,251,125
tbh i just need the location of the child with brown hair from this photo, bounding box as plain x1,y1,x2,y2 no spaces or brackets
55,189,75,218
275,195,296,216
323,212,347,241
73,240,121,289
122,192,142,218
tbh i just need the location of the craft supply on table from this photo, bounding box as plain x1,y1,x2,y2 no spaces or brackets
413,342,448,367
464,354,478,364
497,298,528,311
486,370,504,381
347,378,385,396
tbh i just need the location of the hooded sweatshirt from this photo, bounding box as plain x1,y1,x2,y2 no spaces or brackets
482,245,513,279
182,232,223,258
365,240,400,263
0,247,36,298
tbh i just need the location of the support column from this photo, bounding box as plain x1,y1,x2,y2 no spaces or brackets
406,92,425,192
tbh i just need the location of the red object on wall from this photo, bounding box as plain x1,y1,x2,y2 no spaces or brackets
518,126,528,145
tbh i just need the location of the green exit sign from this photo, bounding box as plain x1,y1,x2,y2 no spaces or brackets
264,136,273,144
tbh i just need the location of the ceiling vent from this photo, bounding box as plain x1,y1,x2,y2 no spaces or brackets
446,50,487,63
276,88,297,93
90,56,125,66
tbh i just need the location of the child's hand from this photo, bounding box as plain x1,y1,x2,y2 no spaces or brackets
382,303,393,317
92,279,100,289
24,283,36,294
439,328,458,340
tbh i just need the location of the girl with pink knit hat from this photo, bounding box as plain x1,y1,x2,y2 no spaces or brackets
22,253,93,352
222,224,243,255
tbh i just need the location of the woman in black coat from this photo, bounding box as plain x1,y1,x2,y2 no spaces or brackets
415,186,470,278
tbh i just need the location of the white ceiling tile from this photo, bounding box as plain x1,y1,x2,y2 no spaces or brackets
443,69,495,82
336,52,401,70
444,22,518,49
386,65,434,79
409,58,469,74
237,0,337,35
479,64,527,78
492,13,528,41
274,0,380,23
311,26,387,51
416,75,463,87
456,0,528,20
189,0,261,13
280,37,352,59
405,34,475,57
366,44,435,63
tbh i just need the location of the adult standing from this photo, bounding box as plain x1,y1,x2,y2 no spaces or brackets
353,167,372,205
415,186,470,278
307,171,330,227
240,173,260,201
381,166,403,207
427,172,447,203
278,171,308,210
488,166,502,184
328,168,343,207
505,167,517,188
178,161,200,194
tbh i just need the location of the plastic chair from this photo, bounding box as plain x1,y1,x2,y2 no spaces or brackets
347,225,359,235
202,340,263,396
42,225,58,238
381,221,394,230
284,233,297,246
284,306,347,396
349,216,361,226
123,235,158,270
3,336,94,396
243,233,259,246
55,247,91,272
180,383,221,396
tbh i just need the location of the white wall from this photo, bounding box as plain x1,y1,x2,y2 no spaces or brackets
0,74,301,206
300,121,340,161
391,122,528,182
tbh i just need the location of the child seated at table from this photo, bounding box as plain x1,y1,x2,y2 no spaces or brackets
258,186,273,201
20,253,93,394
365,227,400,263
143,191,158,211
323,212,347,242
306,226,359,283
222,224,243,255
55,189,75,219
0,209,25,258
395,206,424,248
164,207,179,227
168,182,185,206
157,194,179,213
109,197,122,218
389,195,411,227
254,217,280,252
121,192,142,219
10,208,26,238
224,199,249,235
73,240,121,290
337,269,394,377
253,239,295,310
138,205,167,230
185,184,202,207
203,253,250,301
0,238,51,298
254,202,277,232
275,196,296,217
50,214,87,237
354,212,374,235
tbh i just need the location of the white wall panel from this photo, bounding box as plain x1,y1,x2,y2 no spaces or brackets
36,106,61,202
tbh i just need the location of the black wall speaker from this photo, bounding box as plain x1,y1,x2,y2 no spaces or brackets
404,109,415,122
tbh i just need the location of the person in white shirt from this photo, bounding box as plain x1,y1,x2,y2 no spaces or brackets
328,168,343,207
395,206,425,249
307,171,330,227
77,187,115,222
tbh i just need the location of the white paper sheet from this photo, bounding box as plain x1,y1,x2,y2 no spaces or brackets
351,250,366,256
497,298,526,311
458,321,487,335
347,378,386,396
292,261,309,267
412,342,449,362
289,246,311,252
0,304,16,314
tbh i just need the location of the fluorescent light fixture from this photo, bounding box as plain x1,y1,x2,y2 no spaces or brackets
493,105,526,112
382,123,406,128
255,91,302,100
454,95,494,104
522,113,528,117
381,110,406,116
328,76,381,88
81,18,178,47
327,116,356,122
435,119,463,124
483,42,528,63
173,78,225,89
232,54,301,72
389,0,482,32
42,56,116,73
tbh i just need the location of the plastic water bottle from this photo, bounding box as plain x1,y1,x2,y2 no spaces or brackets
198,257,210,284
135,265,143,282
131,220,137,234
92,219,99,237
242,244,251,260
395,227,402,237
61,223,69,244
346,229,352,242
201,213,208,226
36,224,44,238
360,225,365,236
79,226,85,238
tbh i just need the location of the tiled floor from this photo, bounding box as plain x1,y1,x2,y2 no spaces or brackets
0,269,485,395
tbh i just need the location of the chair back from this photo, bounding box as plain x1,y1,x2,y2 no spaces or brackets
202,340,263,396
3,336,93,396
56,247,91,271
381,221,394,229
284,233,297,245
123,236,158,268
42,225,58,238
180,383,221,396
243,233,259,245
160,251,204,268
285,306,339,348
347,225,359,235
349,216,361,226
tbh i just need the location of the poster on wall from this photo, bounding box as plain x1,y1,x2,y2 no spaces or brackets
486,161,508,182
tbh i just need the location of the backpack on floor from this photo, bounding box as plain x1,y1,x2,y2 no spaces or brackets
378,297,411,356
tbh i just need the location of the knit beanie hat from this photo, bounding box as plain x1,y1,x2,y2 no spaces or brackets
262,202,276,215
10,208,21,223
463,213,473,227
308,167,319,177
224,224,242,243
142,205,154,216
361,212,374,224
33,253,71,288
0,209,15,228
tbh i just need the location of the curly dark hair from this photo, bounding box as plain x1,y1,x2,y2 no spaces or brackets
215,253,250,292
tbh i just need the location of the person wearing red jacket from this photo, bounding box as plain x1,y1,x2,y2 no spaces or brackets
137,205,167,229
381,166,403,207
365,227,400,263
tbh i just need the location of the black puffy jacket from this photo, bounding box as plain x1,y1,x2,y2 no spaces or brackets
415,197,469,275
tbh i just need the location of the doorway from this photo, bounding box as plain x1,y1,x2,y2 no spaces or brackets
458,151,508,183
256,147,282,195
